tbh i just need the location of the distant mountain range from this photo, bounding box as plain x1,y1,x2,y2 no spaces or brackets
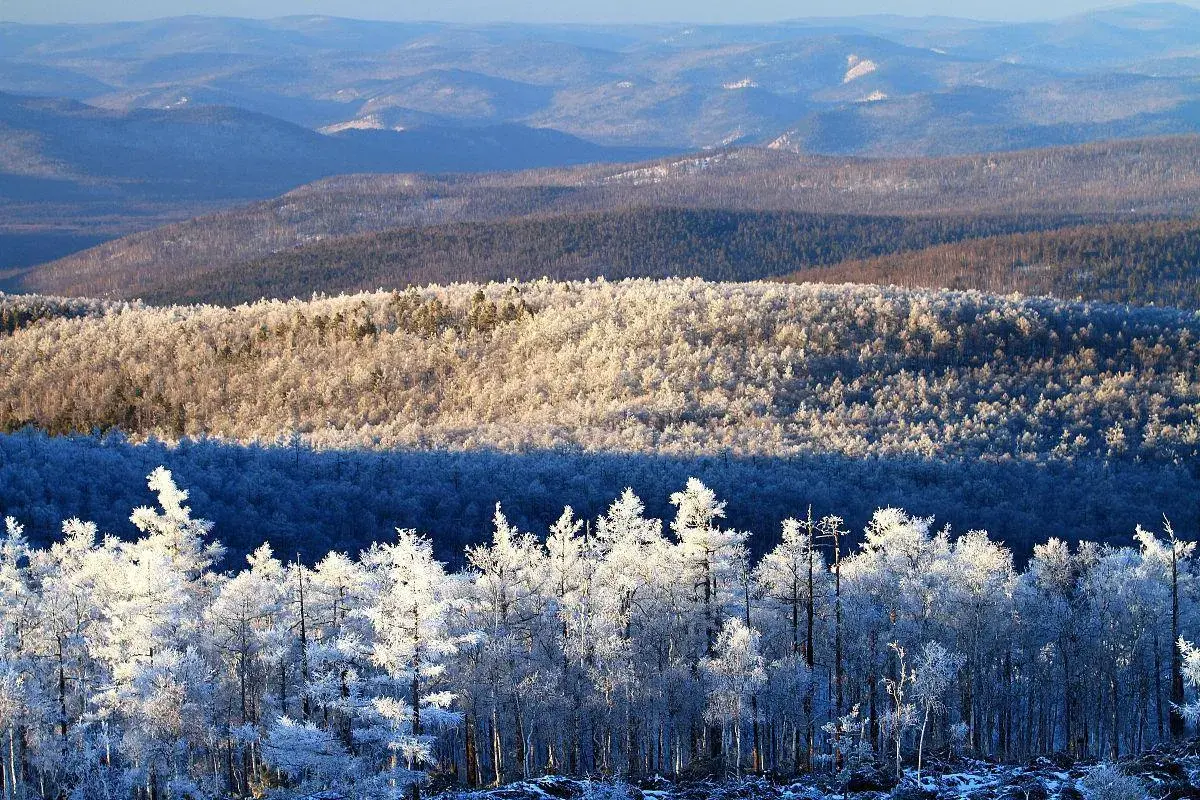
5,5,1200,152
0,92,660,198
6,4,1200,270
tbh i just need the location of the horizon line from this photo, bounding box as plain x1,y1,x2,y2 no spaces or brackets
2,0,1196,29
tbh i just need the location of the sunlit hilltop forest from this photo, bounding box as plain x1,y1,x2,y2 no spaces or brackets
5,279,1199,462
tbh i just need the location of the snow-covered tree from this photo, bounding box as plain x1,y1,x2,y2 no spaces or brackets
362,529,466,800
883,642,916,782
911,642,963,781
701,619,766,774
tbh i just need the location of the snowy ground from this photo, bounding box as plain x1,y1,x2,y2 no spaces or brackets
436,747,1200,800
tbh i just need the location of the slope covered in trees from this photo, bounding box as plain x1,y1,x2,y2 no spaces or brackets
17,136,1200,302
1,277,1198,560
2,466,1200,800
103,209,1094,306
3,279,1199,467
781,219,1200,309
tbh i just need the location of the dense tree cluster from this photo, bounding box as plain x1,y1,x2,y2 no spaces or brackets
787,219,1200,310
0,294,120,335
0,428,1195,571
2,280,1199,468
3,468,1200,800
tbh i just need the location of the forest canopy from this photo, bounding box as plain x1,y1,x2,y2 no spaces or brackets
3,279,1199,468
782,219,1200,310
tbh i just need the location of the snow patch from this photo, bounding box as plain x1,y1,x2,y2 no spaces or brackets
600,153,734,186
318,116,396,134
844,54,879,83
767,133,795,151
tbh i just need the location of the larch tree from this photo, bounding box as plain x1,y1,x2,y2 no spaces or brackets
362,529,466,800
1134,519,1195,739
464,504,543,786
670,479,748,760
756,515,830,769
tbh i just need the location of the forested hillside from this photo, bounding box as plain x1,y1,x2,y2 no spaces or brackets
93,209,1093,305
1,278,1197,559
2,428,1190,567
4,279,1198,465
782,219,1200,308
18,136,1200,302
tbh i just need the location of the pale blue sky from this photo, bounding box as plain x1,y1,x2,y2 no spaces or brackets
1,0,1197,24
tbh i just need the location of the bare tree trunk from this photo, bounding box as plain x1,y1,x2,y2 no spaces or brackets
917,704,930,782
1110,674,1120,761
1171,545,1187,737
464,715,480,788
491,704,503,787
1155,629,1165,740
297,558,311,721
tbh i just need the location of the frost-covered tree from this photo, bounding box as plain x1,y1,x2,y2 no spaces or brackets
701,619,766,774
1134,519,1195,738
670,479,748,760
840,509,945,749
208,544,287,793
464,505,543,785
92,468,223,800
540,506,591,775
670,480,747,657
756,515,830,770
592,489,674,777
911,642,963,781
883,643,916,782
305,551,372,754
362,529,466,800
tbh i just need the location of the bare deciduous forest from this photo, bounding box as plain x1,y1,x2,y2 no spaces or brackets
17,137,1200,305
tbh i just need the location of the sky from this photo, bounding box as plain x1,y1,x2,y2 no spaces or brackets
3,0,1198,24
